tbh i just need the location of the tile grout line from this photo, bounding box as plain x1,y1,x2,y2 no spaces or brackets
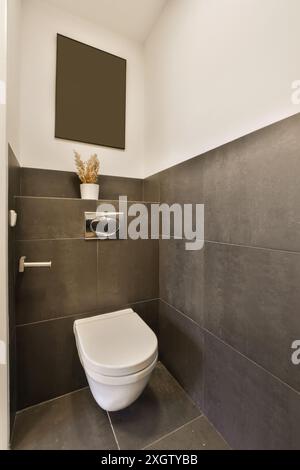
16,235,160,242
198,411,232,449
96,238,99,306
16,235,300,255
9,415,17,450
205,239,300,256
202,330,206,423
157,361,203,415
107,412,120,450
160,298,300,398
16,237,86,242
159,236,300,256
16,195,159,204
142,416,202,450
16,386,89,415
16,298,160,328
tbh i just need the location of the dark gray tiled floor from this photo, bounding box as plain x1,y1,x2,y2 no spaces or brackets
109,362,200,450
145,416,230,450
12,363,228,450
12,388,117,450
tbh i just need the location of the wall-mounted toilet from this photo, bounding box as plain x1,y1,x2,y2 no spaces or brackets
74,309,158,412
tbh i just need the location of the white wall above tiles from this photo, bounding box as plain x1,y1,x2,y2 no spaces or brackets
15,0,300,177
19,0,145,178
143,0,300,177
7,0,22,157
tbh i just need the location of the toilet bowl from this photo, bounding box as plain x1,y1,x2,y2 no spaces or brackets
74,308,158,411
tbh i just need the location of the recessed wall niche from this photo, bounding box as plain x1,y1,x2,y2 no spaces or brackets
55,34,126,149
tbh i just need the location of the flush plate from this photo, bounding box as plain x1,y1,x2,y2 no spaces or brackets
85,212,124,240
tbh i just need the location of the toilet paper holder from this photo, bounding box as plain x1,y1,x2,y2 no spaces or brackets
19,256,52,273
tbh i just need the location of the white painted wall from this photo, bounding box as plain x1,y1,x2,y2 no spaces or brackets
19,0,145,178
7,0,22,157
144,0,300,176
17,0,300,177
0,0,9,451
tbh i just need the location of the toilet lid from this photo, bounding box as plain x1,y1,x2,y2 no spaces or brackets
74,309,158,377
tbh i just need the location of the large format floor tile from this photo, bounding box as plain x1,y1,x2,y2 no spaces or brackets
109,363,201,450
12,363,229,451
12,388,117,450
145,416,230,450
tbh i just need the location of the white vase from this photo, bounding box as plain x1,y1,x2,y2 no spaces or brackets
80,183,99,200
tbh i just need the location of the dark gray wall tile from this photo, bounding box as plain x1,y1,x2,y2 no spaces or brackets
109,363,200,450
159,239,204,326
100,175,143,201
13,388,117,450
204,113,300,251
148,113,300,450
16,197,95,240
97,239,158,310
203,331,300,450
8,145,21,209
160,156,204,205
16,315,88,410
21,168,81,199
146,416,230,450
205,242,300,392
157,157,204,239
132,299,159,337
16,240,98,324
158,301,204,409
97,199,152,236
21,168,143,201
143,173,160,202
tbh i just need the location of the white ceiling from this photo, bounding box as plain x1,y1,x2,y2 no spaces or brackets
46,0,168,42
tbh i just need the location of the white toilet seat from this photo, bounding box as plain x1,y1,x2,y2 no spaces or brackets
82,354,158,385
74,308,158,377
73,308,158,411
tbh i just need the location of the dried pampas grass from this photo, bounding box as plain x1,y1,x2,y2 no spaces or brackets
74,151,100,184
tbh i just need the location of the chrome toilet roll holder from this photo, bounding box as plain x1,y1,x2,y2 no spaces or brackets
19,256,52,273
